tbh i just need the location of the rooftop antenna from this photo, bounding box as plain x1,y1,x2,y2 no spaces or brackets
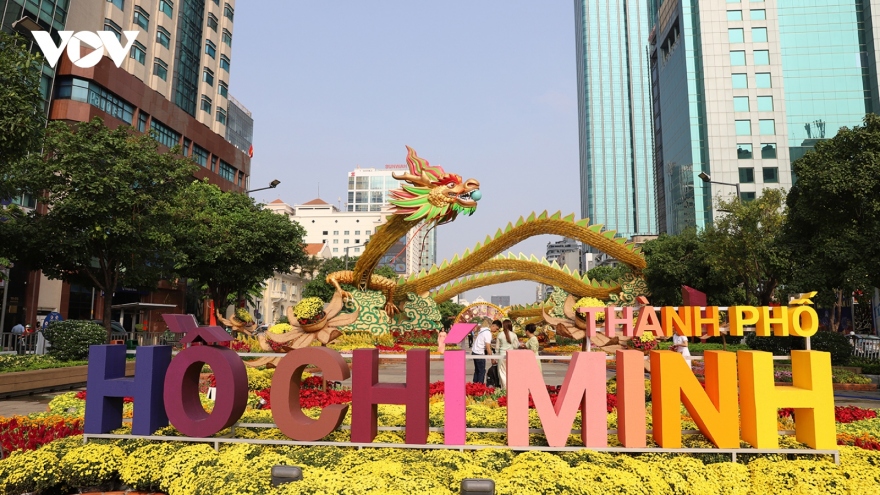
317,182,320,198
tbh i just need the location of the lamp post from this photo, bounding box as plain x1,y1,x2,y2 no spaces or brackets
246,179,280,194
698,172,741,199
342,245,358,270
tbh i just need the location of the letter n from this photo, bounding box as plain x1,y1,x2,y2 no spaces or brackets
351,348,429,444
84,344,171,435
738,350,835,449
507,350,606,448
651,350,739,448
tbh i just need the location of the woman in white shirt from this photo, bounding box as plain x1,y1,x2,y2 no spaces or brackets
671,333,692,370
495,319,520,389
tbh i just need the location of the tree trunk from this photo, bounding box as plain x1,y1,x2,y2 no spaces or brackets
103,289,115,344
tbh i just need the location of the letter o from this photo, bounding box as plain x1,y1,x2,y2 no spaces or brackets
68,32,104,68
164,345,248,437
789,306,818,337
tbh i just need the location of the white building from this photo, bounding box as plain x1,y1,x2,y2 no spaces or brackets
252,243,331,325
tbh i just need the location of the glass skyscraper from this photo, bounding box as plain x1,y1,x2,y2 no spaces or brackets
650,0,880,234
574,0,656,239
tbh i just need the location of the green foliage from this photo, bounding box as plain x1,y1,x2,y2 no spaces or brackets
438,300,465,329
786,114,880,306
808,330,853,366
0,354,88,373
170,179,309,309
42,320,106,361
587,264,631,283
743,332,795,356
0,32,45,200
702,188,790,306
849,357,880,375
302,256,355,301
642,228,744,306
5,118,196,341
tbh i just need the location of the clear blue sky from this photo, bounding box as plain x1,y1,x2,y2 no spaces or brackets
231,1,580,305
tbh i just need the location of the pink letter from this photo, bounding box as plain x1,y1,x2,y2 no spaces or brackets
441,323,476,445
507,350,606,448
607,305,634,337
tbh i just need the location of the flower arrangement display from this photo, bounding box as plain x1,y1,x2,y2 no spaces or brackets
235,307,254,324
0,415,83,454
267,323,293,335
573,296,606,323
291,297,325,324
631,332,658,353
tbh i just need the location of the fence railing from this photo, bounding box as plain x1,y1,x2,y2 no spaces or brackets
850,335,880,360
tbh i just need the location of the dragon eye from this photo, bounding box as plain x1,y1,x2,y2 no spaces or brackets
447,183,455,188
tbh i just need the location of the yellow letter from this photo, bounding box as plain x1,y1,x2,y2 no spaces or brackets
738,350,835,449
788,306,818,337
729,306,759,336
757,306,789,336
693,306,721,337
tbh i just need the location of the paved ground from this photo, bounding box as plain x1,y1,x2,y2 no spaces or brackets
2,359,877,417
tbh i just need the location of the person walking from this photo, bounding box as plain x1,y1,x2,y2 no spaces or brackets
471,318,493,383
524,323,541,373
671,333,692,370
495,319,519,390
11,322,25,355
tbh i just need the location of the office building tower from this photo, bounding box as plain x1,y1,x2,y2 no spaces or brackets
347,165,437,274
650,0,880,233
574,0,656,240
490,296,510,308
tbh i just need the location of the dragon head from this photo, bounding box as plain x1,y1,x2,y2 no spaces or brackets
388,146,481,225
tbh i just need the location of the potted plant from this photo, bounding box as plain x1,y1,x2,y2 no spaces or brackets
291,297,327,331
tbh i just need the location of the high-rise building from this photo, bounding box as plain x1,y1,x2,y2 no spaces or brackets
649,0,880,233
0,0,252,330
347,165,436,274
574,0,656,240
490,296,510,308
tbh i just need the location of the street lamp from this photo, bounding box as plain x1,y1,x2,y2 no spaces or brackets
342,244,361,270
246,179,280,194
698,172,741,199
11,16,42,35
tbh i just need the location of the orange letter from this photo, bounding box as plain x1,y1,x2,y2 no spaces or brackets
616,350,646,448
634,305,666,337
651,350,738,448
661,306,694,337
693,306,720,337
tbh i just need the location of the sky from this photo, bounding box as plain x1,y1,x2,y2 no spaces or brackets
231,1,581,305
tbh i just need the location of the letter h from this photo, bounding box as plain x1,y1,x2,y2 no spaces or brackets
84,344,172,435
351,348,429,444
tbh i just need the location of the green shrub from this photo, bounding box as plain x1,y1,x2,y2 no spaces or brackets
803,330,852,366
43,320,107,361
849,357,880,375
743,333,794,356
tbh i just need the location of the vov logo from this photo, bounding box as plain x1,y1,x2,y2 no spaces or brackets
33,31,140,69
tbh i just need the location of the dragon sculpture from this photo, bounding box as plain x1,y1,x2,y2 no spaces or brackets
326,146,481,312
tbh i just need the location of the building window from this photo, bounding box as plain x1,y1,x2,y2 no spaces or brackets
55,77,135,123
207,13,218,31
137,111,149,132
740,192,756,202
732,73,748,88
730,51,746,66
756,73,772,88
728,28,744,43
739,168,755,184
224,3,234,20
104,19,122,41
761,143,777,159
355,239,360,244
153,58,168,80
200,95,212,113
160,0,173,18
333,239,338,244
763,167,779,183
343,231,350,235
192,144,208,166
344,239,349,244
182,138,191,156
354,247,360,253
759,119,775,135
727,10,742,21
107,0,124,11
130,41,146,64
365,230,371,235
205,40,216,58
216,107,226,124
735,120,751,135
212,0,219,4
203,67,214,86
333,230,339,235
133,6,149,30
150,118,181,148
754,50,770,65
218,81,228,98
222,28,232,46
750,9,766,20
333,248,339,253
757,96,773,111
219,161,235,181
156,26,171,49
322,231,328,235
737,143,753,159
220,55,230,72
733,96,749,112
752,28,768,43
354,230,360,235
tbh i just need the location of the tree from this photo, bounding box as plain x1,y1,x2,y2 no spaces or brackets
169,179,309,315
0,31,45,199
301,257,398,302
641,228,743,306
6,118,196,342
785,113,880,327
438,300,465,329
702,188,790,306
586,264,630,283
